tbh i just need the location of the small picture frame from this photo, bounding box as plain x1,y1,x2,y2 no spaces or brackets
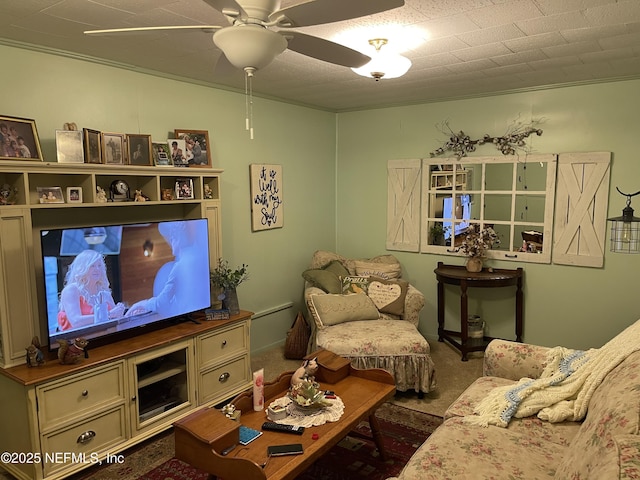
175,178,194,200
161,188,174,201
168,139,188,167
83,128,102,164
55,130,84,164
0,115,44,161
101,132,126,165
152,142,173,167
37,186,65,204
66,186,83,203
174,129,212,167
126,134,152,166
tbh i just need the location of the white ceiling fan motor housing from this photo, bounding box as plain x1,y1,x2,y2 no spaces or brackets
213,25,287,70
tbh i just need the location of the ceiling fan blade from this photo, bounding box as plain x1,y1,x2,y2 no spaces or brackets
270,0,404,28
84,25,222,35
283,31,370,68
200,0,248,20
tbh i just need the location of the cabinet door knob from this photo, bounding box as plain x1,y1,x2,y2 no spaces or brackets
77,430,96,444
221,340,227,347
81,390,88,396
218,372,230,383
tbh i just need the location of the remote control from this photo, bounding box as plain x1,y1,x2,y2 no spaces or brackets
261,422,305,435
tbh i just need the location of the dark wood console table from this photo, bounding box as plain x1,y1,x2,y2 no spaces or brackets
434,262,523,361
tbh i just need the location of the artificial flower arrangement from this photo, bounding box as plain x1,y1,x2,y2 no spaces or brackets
459,224,499,258
210,258,249,290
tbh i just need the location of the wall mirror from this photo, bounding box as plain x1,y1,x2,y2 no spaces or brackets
420,154,557,264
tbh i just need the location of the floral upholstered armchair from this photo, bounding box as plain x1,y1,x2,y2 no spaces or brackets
303,250,436,394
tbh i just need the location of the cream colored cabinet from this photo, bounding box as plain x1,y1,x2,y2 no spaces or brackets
129,340,196,435
0,313,252,480
196,318,252,405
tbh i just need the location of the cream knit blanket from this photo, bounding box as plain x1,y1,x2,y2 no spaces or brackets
466,319,640,428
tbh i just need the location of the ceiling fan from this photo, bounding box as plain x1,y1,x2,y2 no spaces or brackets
85,0,405,138
85,0,405,73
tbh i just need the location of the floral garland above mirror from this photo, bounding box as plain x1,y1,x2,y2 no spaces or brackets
429,119,544,159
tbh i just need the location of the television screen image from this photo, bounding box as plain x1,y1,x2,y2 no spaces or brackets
41,218,210,349
443,194,471,241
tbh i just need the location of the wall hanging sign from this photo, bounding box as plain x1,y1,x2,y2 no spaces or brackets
250,164,283,231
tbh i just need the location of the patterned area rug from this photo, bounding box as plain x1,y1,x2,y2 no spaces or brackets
73,403,442,480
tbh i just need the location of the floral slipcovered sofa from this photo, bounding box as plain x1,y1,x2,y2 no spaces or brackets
303,250,436,393
389,320,640,480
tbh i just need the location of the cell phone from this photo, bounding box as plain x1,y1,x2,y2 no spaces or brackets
267,443,304,457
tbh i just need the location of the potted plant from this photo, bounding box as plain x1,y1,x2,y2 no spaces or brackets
210,258,249,315
429,222,446,245
459,224,498,272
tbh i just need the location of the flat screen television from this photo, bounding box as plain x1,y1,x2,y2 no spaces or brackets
443,194,471,241
41,218,210,349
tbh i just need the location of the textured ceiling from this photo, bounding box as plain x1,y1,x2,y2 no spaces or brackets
2,0,640,112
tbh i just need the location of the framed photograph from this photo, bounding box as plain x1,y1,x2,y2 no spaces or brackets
83,128,102,164
174,129,212,167
101,132,126,165
126,134,152,166
55,130,84,163
152,142,173,167
0,115,43,161
175,178,194,200
37,186,65,204
66,186,83,203
167,139,188,167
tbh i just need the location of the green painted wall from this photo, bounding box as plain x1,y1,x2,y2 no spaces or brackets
2,42,639,354
0,44,337,354
336,82,640,350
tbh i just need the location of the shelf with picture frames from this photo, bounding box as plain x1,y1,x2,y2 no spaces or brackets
0,160,224,371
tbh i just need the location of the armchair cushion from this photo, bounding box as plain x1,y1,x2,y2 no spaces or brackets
367,276,409,316
302,260,350,294
308,293,380,327
354,259,402,279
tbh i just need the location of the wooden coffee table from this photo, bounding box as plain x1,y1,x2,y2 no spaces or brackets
174,350,396,480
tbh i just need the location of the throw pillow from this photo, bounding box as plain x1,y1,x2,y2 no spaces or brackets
354,260,402,279
308,293,380,327
341,275,371,295
302,260,350,294
367,276,408,316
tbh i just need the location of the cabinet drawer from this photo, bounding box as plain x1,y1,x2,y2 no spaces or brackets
198,322,248,367
199,355,250,404
37,362,126,431
41,405,127,476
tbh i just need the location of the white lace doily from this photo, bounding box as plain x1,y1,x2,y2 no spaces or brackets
267,395,344,427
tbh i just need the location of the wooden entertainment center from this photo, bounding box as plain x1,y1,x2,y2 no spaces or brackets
0,162,253,479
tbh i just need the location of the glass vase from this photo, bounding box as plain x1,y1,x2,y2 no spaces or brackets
223,288,240,315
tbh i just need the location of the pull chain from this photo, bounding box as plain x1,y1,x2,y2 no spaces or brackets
244,67,255,140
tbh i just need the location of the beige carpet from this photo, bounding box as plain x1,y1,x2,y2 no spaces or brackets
252,339,484,418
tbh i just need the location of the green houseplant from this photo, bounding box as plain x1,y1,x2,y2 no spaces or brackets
210,258,249,314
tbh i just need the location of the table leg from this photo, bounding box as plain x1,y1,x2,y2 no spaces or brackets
460,281,469,361
437,279,444,342
515,276,523,342
368,413,388,461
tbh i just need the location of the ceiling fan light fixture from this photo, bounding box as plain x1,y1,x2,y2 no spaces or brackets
352,38,411,80
213,25,287,70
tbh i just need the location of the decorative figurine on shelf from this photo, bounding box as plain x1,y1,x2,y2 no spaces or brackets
291,357,319,387
25,336,45,367
204,184,213,199
134,189,149,202
62,122,78,131
0,184,18,205
58,337,89,365
96,186,108,203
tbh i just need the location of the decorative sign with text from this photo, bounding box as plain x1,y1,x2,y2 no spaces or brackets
250,164,283,231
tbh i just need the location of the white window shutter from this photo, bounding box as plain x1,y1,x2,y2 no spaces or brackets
553,152,611,267
387,159,421,252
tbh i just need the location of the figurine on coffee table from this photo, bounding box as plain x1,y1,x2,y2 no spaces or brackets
291,357,318,387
